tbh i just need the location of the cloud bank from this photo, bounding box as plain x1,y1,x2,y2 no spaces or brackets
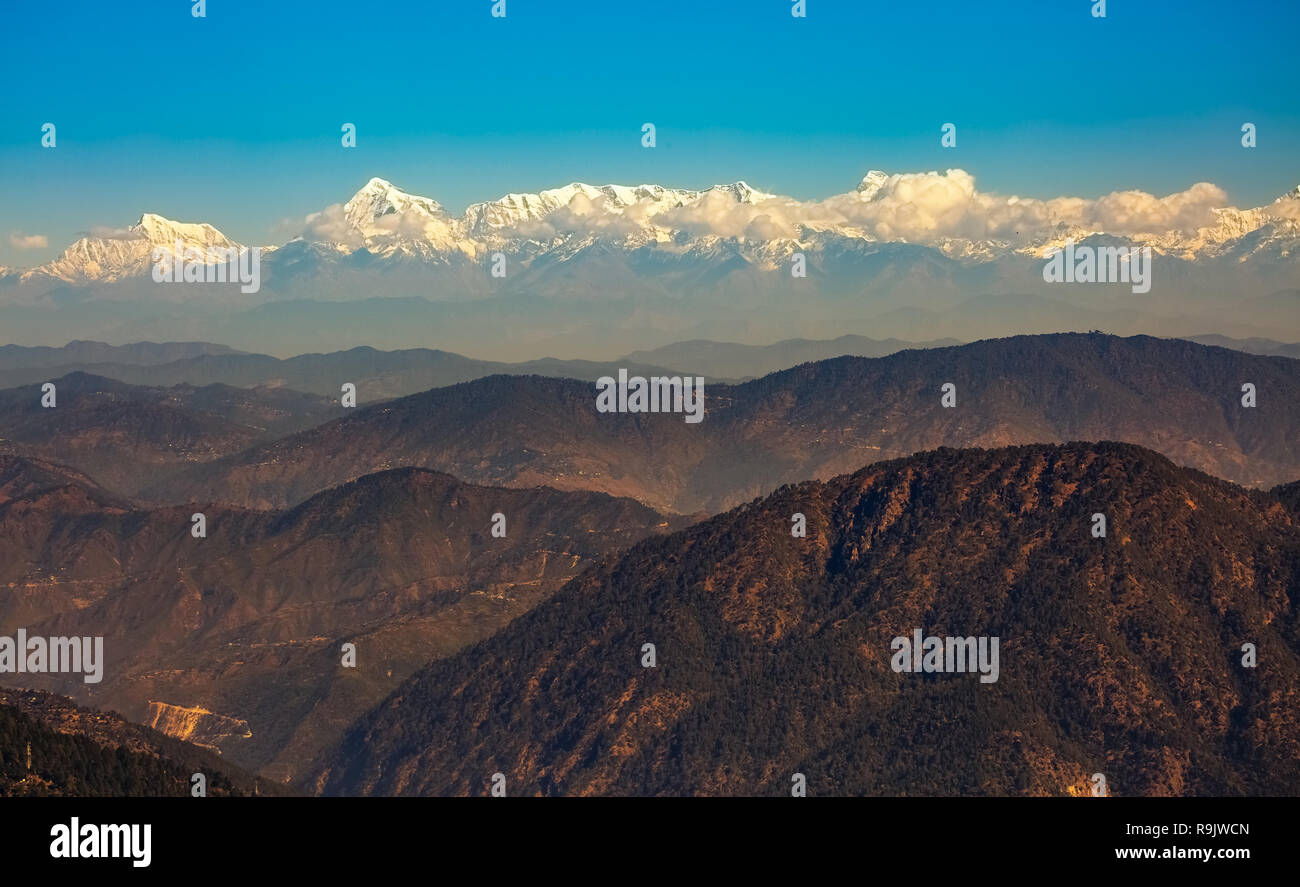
8,232,48,250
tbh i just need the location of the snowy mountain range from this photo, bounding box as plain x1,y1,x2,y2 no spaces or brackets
8,172,1298,290
3,171,1298,357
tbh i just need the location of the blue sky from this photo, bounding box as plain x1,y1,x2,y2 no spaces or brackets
1,0,1297,265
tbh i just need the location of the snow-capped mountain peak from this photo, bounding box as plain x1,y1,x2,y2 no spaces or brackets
459,179,775,240
464,182,684,234
132,213,239,249
856,170,889,200
27,213,242,283
344,178,448,228
329,178,461,256
704,181,774,204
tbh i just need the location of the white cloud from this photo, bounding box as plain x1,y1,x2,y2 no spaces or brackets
86,225,144,241
535,170,1237,246
661,190,800,240
8,232,48,250
804,171,1230,243
301,203,365,248
1266,194,1300,222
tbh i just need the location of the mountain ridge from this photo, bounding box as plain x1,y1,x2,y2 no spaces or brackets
315,440,1300,797
148,333,1300,513
0,688,286,797
0,334,964,395
0,454,690,782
